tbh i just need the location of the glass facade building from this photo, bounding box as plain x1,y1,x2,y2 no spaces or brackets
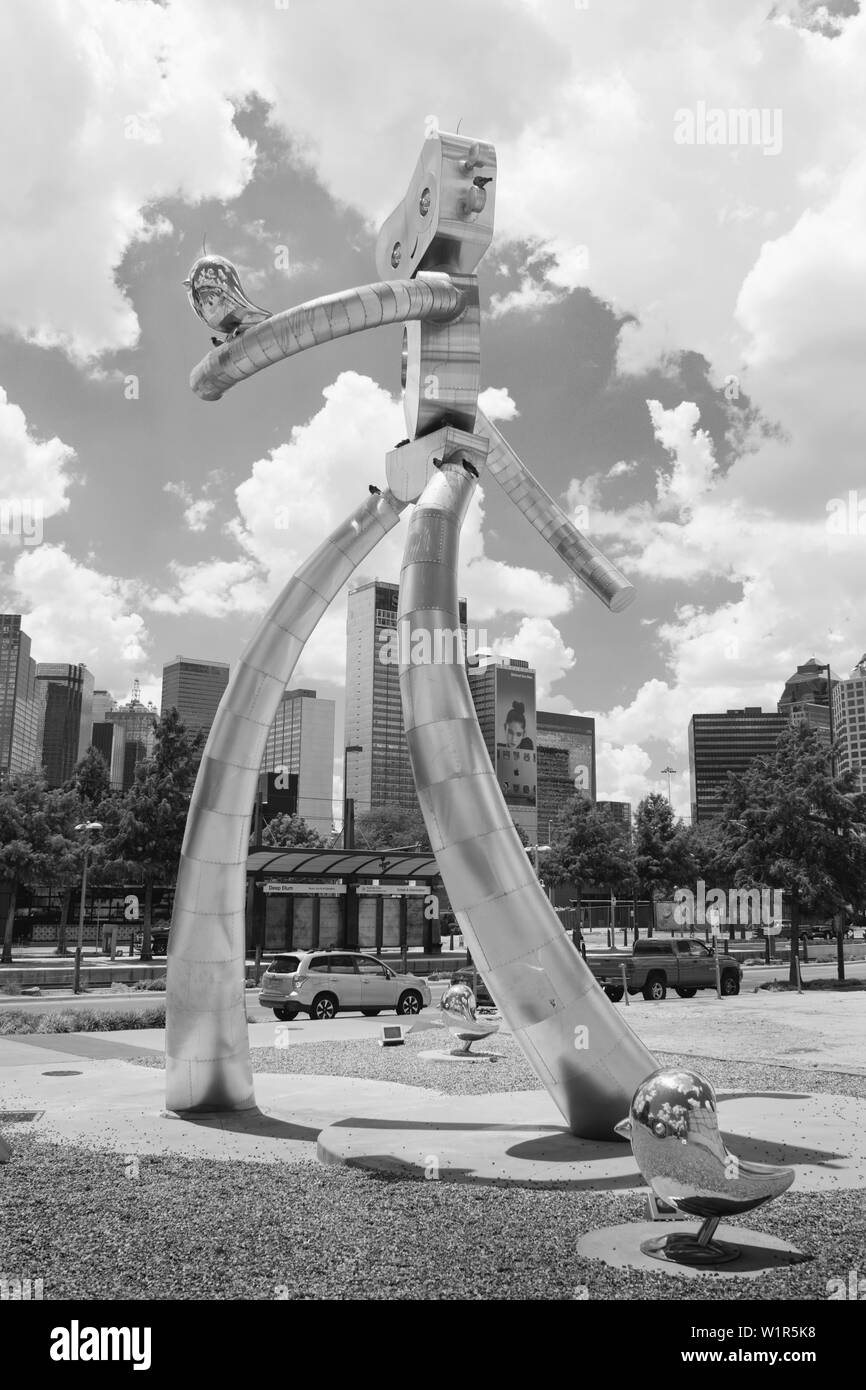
688,707,788,822
345,580,467,814
777,656,836,747
35,662,95,787
161,656,230,740
536,710,597,838
261,687,336,837
831,654,866,793
0,615,45,781
106,699,157,791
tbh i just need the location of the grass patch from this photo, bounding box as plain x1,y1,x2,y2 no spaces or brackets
0,1004,166,1035
758,978,866,992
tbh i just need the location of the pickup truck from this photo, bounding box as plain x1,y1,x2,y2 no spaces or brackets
586,937,742,1002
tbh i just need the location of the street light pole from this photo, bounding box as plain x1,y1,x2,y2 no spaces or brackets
661,765,677,803
72,821,102,995
342,745,362,849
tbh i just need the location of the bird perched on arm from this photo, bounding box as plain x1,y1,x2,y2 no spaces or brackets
183,254,272,345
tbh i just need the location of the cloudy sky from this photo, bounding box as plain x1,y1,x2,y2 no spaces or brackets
1,0,864,820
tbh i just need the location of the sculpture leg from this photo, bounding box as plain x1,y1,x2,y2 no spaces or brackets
166,488,406,1113
398,462,657,1139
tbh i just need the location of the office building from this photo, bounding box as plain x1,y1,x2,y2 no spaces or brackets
469,657,538,841
777,657,836,746
536,710,596,836
35,663,95,786
161,656,229,741
261,687,336,836
832,653,866,793
597,800,632,832
107,693,157,791
688,707,788,822
345,579,467,814
0,615,46,780
89,689,115,768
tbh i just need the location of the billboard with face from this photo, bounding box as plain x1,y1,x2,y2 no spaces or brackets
495,666,537,808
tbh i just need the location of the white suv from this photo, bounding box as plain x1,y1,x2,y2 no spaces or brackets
259,949,431,1021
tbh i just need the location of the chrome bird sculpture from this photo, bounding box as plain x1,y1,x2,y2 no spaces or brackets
183,254,271,344
615,1067,797,1266
439,982,500,1055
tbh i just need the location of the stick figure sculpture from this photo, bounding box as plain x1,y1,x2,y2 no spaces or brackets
167,129,657,1138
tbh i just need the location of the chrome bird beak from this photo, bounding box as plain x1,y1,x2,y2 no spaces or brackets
614,1118,632,1140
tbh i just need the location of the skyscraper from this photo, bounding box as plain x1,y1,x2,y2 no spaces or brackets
106,695,157,791
89,689,115,768
345,579,467,814
469,657,538,841
161,656,230,741
536,710,596,837
832,653,866,793
261,687,336,836
0,615,45,781
688,708,788,822
35,662,95,786
777,657,837,746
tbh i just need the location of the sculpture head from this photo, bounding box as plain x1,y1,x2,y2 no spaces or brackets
183,254,270,338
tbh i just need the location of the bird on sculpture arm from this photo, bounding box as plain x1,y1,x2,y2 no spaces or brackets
183,254,272,344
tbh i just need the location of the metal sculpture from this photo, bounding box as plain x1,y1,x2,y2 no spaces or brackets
615,1068,796,1265
439,982,500,1055
168,127,657,1136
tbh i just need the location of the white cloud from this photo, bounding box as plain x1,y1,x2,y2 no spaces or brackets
477,386,519,423
0,386,76,538
491,617,576,703
7,544,153,697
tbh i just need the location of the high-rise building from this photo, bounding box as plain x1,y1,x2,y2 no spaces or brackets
469,657,538,841
778,657,837,746
106,695,157,791
161,656,230,742
35,663,95,786
261,687,336,836
597,800,632,832
688,708,788,822
0,615,46,781
89,689,115,769
345,579,467,814
536,710,596,836
832,654,866,793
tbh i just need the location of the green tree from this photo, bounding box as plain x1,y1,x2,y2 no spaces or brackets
718,722,866,984
0,769,52,964
254,812,323,849
69,746,111,809
546,796,634,897
354,803,431,851
103,709,204,960
633,793,691,918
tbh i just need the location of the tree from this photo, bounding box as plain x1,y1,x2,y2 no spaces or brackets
718,722,866,984
0,769,52,964
68,746,111,810
354,803,431,851
633,793,691,914
42,785,89,957
103,709,204,960
253,812,323,849
546,796,634,898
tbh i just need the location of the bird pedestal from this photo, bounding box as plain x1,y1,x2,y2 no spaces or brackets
641,1215,739,1267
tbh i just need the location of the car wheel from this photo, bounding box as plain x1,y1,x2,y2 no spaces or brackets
604,985,624,1003
642,974,667,1002
360,1009,381,1016
273,1007,299,1021
675,987,697,998
397,990,423,1016
721,971,740,996
310,993,338,1020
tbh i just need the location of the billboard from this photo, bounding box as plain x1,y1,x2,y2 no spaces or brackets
495,666,537,808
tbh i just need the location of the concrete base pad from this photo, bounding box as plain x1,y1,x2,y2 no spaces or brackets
577,1223,810,1278
317,1088,866,1190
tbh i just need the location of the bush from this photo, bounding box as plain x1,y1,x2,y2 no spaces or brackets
0,1004,166,1035
131,976,166,992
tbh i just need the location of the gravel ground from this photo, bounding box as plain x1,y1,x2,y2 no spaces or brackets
6,1031,860,1300
1,1133,862,1301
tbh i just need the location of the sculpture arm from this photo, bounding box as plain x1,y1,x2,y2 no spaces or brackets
475,408,635,613
191,273,464,402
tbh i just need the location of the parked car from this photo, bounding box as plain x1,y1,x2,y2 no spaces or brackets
449,964,496,1008
757,920,856,941
586,937,742,1002
259,948,431,1020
